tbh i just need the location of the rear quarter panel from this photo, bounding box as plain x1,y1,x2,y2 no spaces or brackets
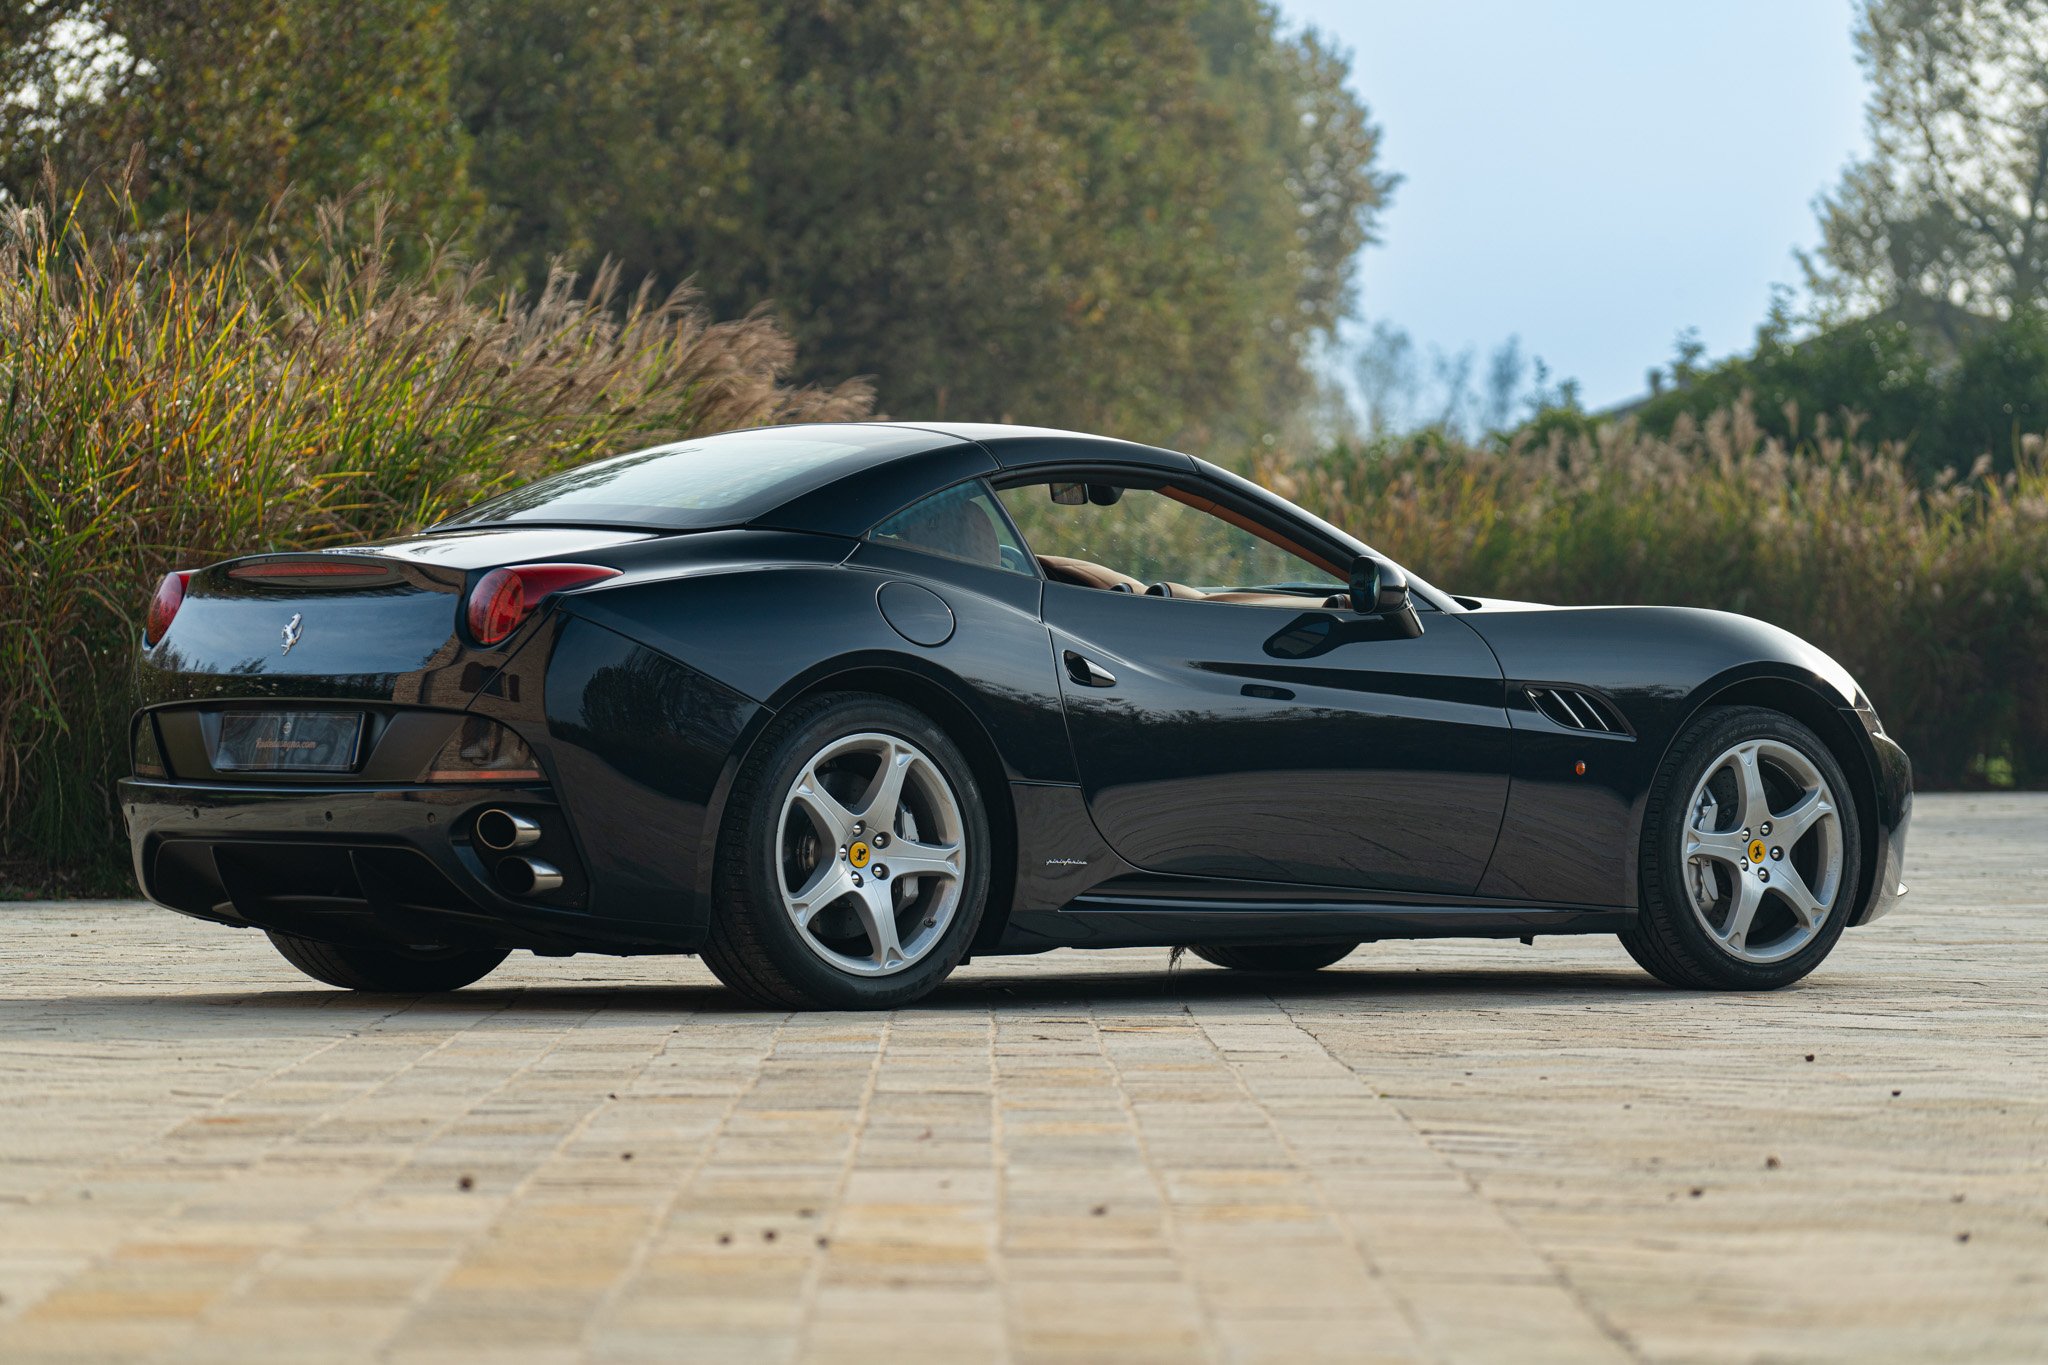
540,540,1070,940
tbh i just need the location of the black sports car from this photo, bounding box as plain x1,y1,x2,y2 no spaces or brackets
122,422,1911,1007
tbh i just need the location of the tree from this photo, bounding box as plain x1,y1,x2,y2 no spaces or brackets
4,2,1394,442
1352,324,1557,440
451,0,771,302
0,1,479,248
1481,336,1527,433
1352,321,1420,436
1805,0,2048,338
455,1,1394,443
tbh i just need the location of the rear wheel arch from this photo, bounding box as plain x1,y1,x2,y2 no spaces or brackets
712,664,1019,957
1663,674,1881,926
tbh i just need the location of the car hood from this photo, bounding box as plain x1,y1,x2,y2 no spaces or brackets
1454,599,1867,711
1446,593,1555,613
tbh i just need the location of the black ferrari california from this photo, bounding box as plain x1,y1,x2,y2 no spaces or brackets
123,422,1911,1007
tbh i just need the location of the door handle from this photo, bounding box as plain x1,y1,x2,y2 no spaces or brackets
1063,650,1117,688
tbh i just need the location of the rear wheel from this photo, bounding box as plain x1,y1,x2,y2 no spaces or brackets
1622,705,1861,990
267,931,507,992
703,693,991,1009
1191,942,1357,973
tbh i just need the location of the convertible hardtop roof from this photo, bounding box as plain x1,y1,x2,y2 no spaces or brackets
888,420,1190,468
429,418,1439,606
756,422,1197,538
433,420,1194,536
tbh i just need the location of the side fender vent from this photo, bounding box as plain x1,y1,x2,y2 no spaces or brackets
1526,686,1631,736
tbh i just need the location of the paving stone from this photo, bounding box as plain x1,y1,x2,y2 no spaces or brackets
0,792,2043,1362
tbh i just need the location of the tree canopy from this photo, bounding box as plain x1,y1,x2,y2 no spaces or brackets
1602,0,2048,474
0,1,479,247
1805,0,2048,336
3,1,1394,445
455,1,1393,443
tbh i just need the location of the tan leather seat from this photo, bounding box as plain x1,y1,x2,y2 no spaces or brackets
1039,556,1341,610
1038,554,1146,593
1205,589,1349,610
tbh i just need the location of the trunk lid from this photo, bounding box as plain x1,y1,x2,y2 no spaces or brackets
140,527,652,708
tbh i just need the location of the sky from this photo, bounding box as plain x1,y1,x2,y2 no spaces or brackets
1278,0,1871,411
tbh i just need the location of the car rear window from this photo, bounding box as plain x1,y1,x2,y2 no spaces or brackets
436,425,952,530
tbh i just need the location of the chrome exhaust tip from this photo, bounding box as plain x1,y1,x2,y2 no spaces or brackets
475,808,540,851
495,857,563,897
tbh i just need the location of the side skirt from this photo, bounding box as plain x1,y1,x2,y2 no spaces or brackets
996,893,1632,953
999,781,1632,953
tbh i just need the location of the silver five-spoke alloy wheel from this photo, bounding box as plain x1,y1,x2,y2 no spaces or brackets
775,732,966,977
1682,738,1843,964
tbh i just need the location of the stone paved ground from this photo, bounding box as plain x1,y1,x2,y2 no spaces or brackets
0,792,2042,1364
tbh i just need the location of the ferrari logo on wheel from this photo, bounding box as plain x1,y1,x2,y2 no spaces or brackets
848,841,871,868
1748,838,1768,864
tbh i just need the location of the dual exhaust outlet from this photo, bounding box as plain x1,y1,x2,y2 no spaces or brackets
475,808,563,896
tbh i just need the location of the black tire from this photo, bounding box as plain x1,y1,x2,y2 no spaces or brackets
267,931,507,992
1191,942,1357,973
1621,705,1862,990
702,692,992,1009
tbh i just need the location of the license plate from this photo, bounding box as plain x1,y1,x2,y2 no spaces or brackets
213,710,365,773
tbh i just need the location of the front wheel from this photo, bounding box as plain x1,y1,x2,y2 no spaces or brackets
1190,942,1358,973
1622,705,1862,990
267,932,507,992
702,693,991,1009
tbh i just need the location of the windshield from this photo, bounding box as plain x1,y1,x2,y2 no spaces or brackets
436,425,949,530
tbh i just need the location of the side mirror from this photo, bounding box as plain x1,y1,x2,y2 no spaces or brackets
1348,555,1423,638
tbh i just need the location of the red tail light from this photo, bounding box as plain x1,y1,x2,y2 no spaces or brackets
466,564,620,646
144,570,194,645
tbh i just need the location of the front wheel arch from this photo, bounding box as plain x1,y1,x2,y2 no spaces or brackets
1660,674,1881,928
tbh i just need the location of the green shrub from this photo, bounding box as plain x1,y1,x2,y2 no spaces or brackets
0,196,870,896
1265,405,2048,788
1627,309,2048,481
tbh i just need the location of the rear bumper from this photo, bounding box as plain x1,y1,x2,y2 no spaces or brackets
1850,731,1912,926
119,777,690,953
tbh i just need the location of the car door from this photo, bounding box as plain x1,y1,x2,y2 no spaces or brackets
1001,477,1512,896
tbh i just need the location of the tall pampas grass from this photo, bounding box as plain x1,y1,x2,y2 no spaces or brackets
0,192,870,893
1259,405,2048,789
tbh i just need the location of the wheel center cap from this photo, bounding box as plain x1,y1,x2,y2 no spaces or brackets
1747,837,1768,864
848,841,872,869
